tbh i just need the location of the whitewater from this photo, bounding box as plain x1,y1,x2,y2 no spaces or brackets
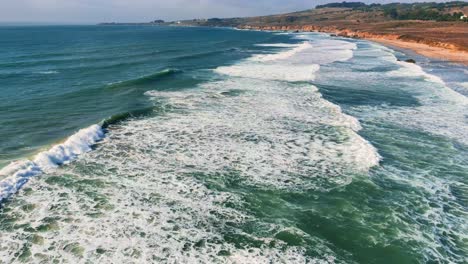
0,27,466,264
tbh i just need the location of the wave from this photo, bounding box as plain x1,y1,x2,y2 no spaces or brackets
107,68,180,89
170,49,236,61
36,70,59,75
388,61,445,85
352,45,468,145
102,107,156,128
144,80,381,191
213,36,380,177
0,104,161,204
294,37,357,64
0,32,384,262
1,49,165,69
215,36,358,82
448,81,468,97
250,42,313,62
253,35,358,66
0,125,105,203
255,43,300,47
216,63,320,82
386,56,467,105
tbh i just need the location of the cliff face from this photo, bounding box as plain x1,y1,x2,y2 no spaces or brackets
167,4,468,58
237,24,465,52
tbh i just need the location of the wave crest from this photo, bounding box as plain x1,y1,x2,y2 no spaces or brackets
0,125,104,203
107,68,180,89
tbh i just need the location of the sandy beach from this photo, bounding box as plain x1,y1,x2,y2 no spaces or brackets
236,24,468,66
366,38,468,65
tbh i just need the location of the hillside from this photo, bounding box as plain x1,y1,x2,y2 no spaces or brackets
169,1,468,61
173,2,468,27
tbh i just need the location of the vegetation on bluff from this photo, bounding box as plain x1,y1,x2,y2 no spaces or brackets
317,1,468,22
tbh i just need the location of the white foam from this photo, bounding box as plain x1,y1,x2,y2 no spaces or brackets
301,40,468,262
254,39,356,65
295,39,357,64
34,125,104,170
0,117,338,262
255,43,299,47
0,124,104,202
37,71,59,75
295,34,357,65
0,161,42,201
145,78,380,190
383,52,461,95
454,81,468,90
212,35,378,177
380,54,468,144
337,43,468,145
388,60,446,85
0,34,380,263
216,63,320,82
0,76,380,262
448,81,468,96
251,42,313,62
216,37,359,84
363,102,468,145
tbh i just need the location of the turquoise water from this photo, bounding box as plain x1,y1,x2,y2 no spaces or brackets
0,26,467,263
0,26,285,166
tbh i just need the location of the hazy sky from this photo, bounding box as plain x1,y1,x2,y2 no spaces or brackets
0,0,454,23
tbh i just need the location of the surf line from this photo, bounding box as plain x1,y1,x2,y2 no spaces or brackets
0,124,105,204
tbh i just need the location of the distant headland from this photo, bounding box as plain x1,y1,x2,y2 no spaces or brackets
100,1,468,64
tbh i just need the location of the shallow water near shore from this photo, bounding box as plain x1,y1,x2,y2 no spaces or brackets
0,26,467,263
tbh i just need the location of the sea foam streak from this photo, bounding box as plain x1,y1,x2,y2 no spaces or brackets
327,41,468,262
37,70,59,75
330,41,468,145
216,37,359,82
378,52,468,145
251,41,313,62
0,33,379,263
211,35,380,188
255,43,299,47
217,42,321,82
388,60,446,86
216,64,320,82
0,125,104,202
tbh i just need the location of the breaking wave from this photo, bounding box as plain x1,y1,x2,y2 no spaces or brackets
251,41,313,62
0,32,381,263
107,68,181,88
378,53,468,145
0,125,105,203
216,63,320,82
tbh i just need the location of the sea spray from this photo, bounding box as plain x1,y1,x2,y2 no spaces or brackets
0,125,104,203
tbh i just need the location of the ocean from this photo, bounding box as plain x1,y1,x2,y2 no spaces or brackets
0,26,466,263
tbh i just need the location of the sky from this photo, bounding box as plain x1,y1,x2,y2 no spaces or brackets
0,0,455,24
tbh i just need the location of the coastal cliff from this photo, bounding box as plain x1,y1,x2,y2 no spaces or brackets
237,23,468,64
166,2,468,64
240,24,461,51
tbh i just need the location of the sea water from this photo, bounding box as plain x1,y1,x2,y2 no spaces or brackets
0,26,466,263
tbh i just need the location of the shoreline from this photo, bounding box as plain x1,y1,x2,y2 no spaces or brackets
237,25,468,65
364,38,468,65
